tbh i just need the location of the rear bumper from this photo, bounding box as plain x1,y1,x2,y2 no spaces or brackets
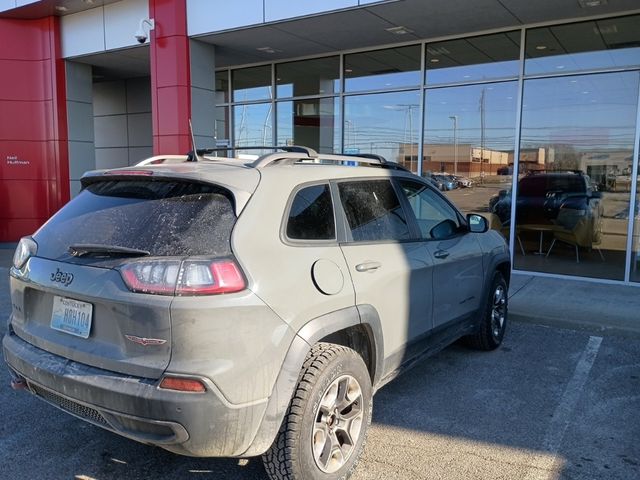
2,332,268,457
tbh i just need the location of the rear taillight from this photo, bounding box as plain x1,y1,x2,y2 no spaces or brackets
120,259,181,295
119,258,246,296
177,260,245,294
13,237,37,270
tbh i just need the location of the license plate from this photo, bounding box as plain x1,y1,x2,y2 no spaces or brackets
50,296,93,339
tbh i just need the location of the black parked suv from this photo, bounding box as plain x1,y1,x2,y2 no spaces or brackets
490,171,601,226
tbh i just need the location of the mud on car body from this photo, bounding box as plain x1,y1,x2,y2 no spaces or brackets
4,147,510,480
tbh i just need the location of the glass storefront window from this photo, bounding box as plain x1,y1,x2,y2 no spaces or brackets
630,190,640,282
514,71,640,280
215,70,229,104
344,46,421,92
344,90,421,172
277,98,340,153
233,103,273,147
276,57,340,98
525,15,640,76
630,140,640,282
426,31,521,85
232,65,272,102
215,106,230,145
424,82,518,238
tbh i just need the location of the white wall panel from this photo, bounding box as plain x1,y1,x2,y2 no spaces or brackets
93,81,126,116
68,141,97,178
94,115,128,148
190,39,216,90
70,181,82,197
104,0,149,51
191,87,215,137
65,61,92,103
187,0,263,35
126,77,152,113
265,0,357,22
93,78,152,169
66,61,95,196
61,1,149,57
95,147,129,170
127,113,152,147
128,147,152,165
67,101,95,142
61,7,105,58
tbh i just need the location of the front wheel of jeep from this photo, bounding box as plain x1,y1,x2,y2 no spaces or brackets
262,342,372,480
465,271,508,351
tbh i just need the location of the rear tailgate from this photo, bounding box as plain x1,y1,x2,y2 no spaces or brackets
10,174,249,380
10,257,172,379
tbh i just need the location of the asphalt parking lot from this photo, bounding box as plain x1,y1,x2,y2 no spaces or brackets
1,253,639,480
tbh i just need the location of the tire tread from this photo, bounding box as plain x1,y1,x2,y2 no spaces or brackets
262,343,370,480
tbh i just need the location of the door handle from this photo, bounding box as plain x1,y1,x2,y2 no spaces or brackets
355,261,381,272
434,250,450,259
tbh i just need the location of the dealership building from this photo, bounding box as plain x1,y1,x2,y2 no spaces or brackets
1,0,640,286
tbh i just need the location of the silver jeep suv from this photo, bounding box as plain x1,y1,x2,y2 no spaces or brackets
3,147,510,480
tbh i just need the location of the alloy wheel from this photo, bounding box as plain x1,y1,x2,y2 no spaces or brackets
491,284,507,338
312,374,364,473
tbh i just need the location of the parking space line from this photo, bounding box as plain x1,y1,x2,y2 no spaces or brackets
523,335,603,480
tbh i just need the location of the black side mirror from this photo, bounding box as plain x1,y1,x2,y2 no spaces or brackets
467,214,488,233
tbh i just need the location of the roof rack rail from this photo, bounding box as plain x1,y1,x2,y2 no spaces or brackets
251,151,412,172
339,153,410,172
186,145,318,161
135,146,411,173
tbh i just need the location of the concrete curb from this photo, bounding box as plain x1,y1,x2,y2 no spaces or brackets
510,311,640,339
508,273,640,339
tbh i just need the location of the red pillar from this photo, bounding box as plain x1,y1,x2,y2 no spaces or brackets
0,16,69,242
149,0,191,154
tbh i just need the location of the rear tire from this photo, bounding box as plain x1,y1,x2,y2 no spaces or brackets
262,342,372,480
465,271,508,351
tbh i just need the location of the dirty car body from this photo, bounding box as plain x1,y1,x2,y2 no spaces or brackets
3,148,510,479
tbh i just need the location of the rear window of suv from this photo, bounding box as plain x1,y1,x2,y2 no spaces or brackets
518,175,587,196
33,180,236,260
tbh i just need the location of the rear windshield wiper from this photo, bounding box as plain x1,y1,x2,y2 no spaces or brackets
69,244,151,258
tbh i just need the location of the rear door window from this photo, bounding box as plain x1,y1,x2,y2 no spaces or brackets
33,180,236,261
338,179,411,242
286,184,335,241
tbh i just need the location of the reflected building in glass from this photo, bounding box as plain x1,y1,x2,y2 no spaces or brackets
214,13,640,285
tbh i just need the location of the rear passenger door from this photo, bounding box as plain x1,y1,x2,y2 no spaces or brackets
336,179,434,373
396,178,484,329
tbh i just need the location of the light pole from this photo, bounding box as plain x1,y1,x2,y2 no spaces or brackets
449,115,458,175
479,87,486,184
386,104,419,171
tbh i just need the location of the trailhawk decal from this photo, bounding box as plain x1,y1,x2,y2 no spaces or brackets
124,335,167,346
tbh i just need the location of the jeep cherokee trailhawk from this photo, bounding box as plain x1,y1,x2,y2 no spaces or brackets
3,146,510,480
